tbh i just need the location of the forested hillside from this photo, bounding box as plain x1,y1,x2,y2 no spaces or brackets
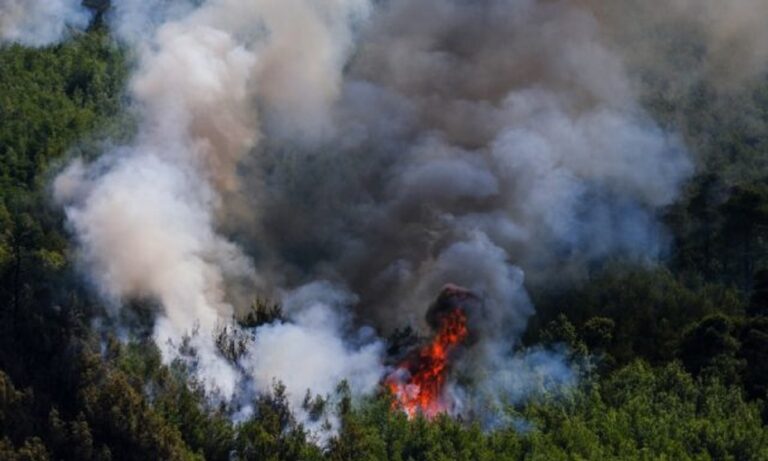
2,3,768,461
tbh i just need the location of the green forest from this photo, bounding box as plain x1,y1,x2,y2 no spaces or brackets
3,6,768,461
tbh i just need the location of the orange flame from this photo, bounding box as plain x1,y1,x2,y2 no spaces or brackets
386,308,468,418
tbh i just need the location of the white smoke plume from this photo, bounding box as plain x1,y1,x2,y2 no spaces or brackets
54,152,249,396
47,0,765,430
0,0,91,46
55,0,373,402
241,282,384,437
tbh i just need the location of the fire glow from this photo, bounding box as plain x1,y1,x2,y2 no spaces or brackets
386,308,469,418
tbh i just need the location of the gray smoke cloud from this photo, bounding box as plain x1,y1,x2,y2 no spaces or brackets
47,0,765,430
250,0,691,326
234,0,692,422
0,0,91,46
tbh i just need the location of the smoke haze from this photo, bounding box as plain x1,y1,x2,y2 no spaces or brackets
0,0,91,46
583,0,768,92
8,0,761,431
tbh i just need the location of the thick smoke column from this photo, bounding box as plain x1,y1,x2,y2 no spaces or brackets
0,0,91,46
244,0,693,417
55,0,372,400
45,0,768,428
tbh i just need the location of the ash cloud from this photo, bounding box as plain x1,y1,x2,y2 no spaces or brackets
46,0,758,429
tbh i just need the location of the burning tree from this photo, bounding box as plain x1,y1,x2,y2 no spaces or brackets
385,285,476,418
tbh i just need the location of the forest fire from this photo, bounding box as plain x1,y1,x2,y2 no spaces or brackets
386,304,469,418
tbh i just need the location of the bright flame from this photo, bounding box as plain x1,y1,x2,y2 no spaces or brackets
386,308,468,418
